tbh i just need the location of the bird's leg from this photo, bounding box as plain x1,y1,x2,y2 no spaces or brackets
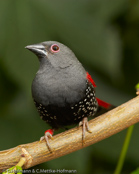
40,129,54,152
79,117,92,144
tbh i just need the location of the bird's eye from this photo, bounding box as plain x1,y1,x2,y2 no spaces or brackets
51,44,60,53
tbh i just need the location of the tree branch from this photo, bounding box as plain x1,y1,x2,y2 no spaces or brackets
1,96,139,172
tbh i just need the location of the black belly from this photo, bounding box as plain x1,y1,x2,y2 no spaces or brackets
34,82,98,129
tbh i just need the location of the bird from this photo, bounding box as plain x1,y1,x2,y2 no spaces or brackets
25,41,114,151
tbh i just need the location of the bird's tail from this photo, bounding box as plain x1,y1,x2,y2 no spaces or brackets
95,97,115,116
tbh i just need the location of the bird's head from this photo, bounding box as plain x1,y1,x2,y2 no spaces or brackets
25,41,77,69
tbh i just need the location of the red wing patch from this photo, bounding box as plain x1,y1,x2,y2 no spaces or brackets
86,72,97,87
86,72,112,109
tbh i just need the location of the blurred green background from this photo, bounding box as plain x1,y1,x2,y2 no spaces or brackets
0,0,139,173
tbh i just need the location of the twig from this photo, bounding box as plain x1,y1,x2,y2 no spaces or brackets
0,96,139,172
16,156,26,167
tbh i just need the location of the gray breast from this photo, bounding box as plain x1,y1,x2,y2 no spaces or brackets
32,66,87,107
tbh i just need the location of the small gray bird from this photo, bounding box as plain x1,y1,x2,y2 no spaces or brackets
25,41,113,151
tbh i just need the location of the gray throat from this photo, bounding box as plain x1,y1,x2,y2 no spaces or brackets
32,61,87,107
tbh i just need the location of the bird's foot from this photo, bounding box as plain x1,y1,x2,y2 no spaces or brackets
40,129,54,152
79,117,92,144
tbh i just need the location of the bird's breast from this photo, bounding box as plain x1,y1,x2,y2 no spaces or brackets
32,71,87,107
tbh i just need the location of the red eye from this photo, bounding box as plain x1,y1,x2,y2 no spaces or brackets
51,44,60,53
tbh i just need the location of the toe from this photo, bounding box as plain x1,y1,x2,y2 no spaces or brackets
40,136,45,142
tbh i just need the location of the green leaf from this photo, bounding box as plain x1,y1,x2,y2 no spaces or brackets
16,166,23,174
2,166,23,174
135,83,139,90
2,166,16,174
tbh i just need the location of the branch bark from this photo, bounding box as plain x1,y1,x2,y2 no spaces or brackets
1,96,139,172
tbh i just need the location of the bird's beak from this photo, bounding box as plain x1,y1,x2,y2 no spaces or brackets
25,44,48,57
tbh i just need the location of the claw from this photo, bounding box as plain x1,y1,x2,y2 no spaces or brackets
79,117,92,144
40,129,54,152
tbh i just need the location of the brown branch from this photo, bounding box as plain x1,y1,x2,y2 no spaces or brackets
1,96,139,172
